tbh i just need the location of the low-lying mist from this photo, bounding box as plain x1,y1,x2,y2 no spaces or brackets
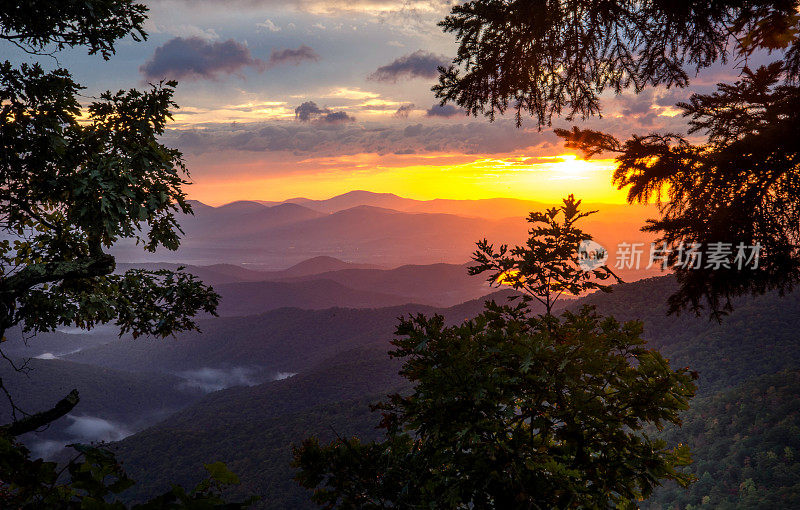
176,366,297,393
27,414,133,460
65,414,132,442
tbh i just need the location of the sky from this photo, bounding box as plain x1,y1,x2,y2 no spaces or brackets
5,0,749,206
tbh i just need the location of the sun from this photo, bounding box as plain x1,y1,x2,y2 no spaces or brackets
546,154,596,180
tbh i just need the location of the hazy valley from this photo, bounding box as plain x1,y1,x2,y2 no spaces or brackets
3,192,799,509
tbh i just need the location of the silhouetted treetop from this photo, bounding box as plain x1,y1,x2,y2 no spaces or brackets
434,0,800,127
0,0,147,58
470,194,618,315
294,199,696,508
557,63,800,318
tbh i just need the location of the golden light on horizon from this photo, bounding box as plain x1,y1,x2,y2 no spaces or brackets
186,152,627,206
541,154,596,180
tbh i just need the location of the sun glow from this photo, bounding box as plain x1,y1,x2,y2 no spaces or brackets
186,151,627,206
543,154,598,180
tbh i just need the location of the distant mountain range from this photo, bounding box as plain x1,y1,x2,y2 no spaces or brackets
264,190,657,222
116,256,383,287
117,258,493,315
112,190,660,281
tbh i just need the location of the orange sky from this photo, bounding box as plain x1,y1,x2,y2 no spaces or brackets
187,152,628,206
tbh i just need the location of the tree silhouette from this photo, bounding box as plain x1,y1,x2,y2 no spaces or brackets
469,195,617,315
293,198,697,508
433,0,800,317
0,1,248,506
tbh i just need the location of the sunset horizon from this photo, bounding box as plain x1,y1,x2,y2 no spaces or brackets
184,153,629,206
4,1,798,508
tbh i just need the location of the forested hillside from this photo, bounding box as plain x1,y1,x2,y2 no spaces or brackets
645,370,800,509
113,346,407,508
574,277,800,394
103,276,800,508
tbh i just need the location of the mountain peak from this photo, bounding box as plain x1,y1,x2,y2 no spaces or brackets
281,256,382,277
216,200,269,212
334,190,402,199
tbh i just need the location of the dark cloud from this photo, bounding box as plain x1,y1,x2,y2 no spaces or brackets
426,103,467,118
321,111,355,123
294,101,326,121
140,38,318,81
369,50,450,82
393,104,415,118
294,101,355,124
267,44,319,67
140,37,266,81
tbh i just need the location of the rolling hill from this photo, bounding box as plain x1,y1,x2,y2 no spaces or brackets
117,256,384,287
211,279,413,317
283,262,491,307
97,276,800,508
0,358,203,460
276,190,658,223
110,202,529,268
62,291,510,377
112,192,661,282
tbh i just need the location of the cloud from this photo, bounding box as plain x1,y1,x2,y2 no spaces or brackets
149,22,219,41
267,45,319,67
140,38,320,81
140,37,266,81
294,101,326,121
177,367,261,392
30,440,65,460
294,101,355,124
257,19,281,32
321,111,355,123
65,415,132,442
369,50,450,82
393,104,415,118
426,103,467,118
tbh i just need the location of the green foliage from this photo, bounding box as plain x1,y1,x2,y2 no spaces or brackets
1,1,218,341
643,370,800,509
0,0,147,59
560,63,800,319
293,199,697,508
0,0,240,506
295,304,697,509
